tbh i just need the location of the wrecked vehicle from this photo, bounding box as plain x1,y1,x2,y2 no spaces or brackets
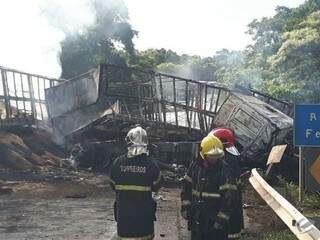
45,64,293,168
213,92,293,164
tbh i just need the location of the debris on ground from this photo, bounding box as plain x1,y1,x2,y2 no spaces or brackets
0,128,67,171
242,176,286,237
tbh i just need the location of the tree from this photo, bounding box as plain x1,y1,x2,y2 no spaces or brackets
245,0,320,103
132,48,180,70
156,55,217,81
59,0,136,78
266,11,320,102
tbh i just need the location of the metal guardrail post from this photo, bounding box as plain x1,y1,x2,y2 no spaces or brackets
299,147,305,202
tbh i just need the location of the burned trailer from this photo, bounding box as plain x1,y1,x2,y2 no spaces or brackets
45,64,294,169
213,92,293,164
150,141,199,165
45,64,230,143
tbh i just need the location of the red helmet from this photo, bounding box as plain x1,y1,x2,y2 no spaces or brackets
209,128,240,156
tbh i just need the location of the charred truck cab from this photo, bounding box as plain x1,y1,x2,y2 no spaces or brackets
213,92,293,164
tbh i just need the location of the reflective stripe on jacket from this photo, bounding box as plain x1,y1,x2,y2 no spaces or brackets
225,152,244,239
180,157,238,236
110,153,161,239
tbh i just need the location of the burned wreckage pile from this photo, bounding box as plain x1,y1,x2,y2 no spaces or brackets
45,64,294,180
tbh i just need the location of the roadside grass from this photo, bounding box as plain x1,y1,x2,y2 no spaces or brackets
275,176,320,231
240,230,296,240
243,174,320,240
276,176,320,211
260,229,297,240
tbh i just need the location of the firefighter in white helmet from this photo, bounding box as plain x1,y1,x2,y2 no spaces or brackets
110,126,161,239
181,135,238,240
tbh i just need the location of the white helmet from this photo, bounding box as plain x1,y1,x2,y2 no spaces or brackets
126,126,149,158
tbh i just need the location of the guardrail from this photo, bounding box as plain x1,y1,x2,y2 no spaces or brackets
249,168,320,240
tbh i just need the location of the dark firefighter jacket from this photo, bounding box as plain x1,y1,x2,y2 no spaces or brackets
225,152,244,239
181,157,238,237
110,153,161,239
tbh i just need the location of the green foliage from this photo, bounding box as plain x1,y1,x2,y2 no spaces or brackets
59,0,320,103
246,0,320,103
134,50,218,81
138,48,253,87
156,55,217,81
266,11,320,102
130,48,181,71
276,175,320,210
240,230,296,240
213,49,260,88
261,230,297,240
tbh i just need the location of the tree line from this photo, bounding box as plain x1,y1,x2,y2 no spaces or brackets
59,0,320,103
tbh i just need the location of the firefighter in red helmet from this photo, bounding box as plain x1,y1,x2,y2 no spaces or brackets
181,135,238,240
210,128,244,239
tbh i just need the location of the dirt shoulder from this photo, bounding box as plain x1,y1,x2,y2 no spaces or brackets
0,168,116,240
0,167,293,240
0,168,111,199
0,168,183,240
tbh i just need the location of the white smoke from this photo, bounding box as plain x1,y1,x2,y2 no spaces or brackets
0,0,96,78
39,0,95,35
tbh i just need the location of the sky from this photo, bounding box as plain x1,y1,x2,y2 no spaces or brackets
0,0,305,78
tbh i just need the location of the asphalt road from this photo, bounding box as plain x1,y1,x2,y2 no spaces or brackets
0,188,188,240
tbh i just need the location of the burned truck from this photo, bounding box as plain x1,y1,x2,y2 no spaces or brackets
45,64,293,168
